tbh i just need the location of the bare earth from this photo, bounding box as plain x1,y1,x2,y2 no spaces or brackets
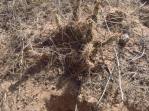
0,0,149,111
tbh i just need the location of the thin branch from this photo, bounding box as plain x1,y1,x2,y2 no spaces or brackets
130,48,145,62
100,7,111,33
114,47,124,102
97,66,114,106
55,14,62,28
130,2,146,15
97,73,110,105
75,103,79,111
20,38,25,65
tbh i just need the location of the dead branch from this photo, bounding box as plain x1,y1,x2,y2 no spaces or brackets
114,47,124,102
97,66,114,106
130,48,145,62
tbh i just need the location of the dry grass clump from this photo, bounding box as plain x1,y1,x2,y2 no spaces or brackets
103,10,127,32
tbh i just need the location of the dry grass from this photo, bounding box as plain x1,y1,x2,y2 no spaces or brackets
0,0,149,111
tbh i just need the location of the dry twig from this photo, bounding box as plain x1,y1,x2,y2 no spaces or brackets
114,47,124,102
130,48,145,62
130,2,146,15
75,103,79,111
97,66,114,106
55,14,62,28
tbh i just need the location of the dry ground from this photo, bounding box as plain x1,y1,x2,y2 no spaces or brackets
0,0,149,111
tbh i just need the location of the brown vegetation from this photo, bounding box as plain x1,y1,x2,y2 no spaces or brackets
0,0,149,111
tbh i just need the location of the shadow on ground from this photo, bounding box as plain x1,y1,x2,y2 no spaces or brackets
45,78,97,111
